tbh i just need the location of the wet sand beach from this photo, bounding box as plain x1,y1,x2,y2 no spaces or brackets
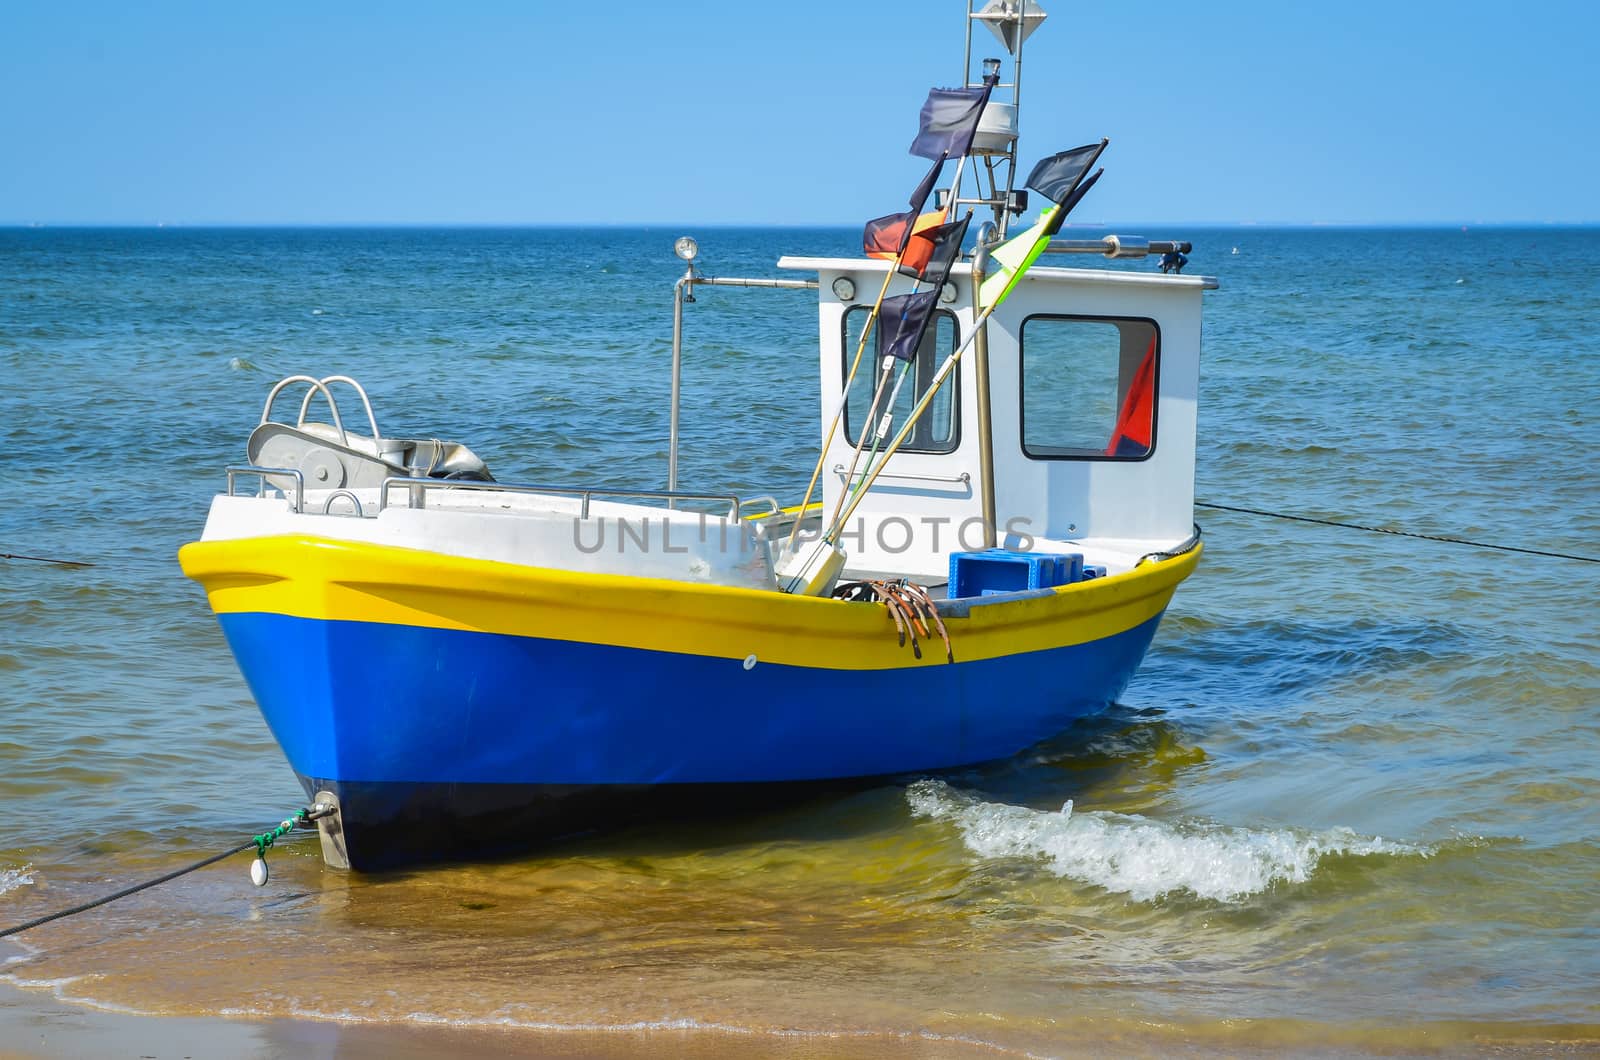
5,982,1598,1059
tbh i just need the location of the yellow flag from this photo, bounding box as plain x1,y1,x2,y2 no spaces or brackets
978,205,1058,309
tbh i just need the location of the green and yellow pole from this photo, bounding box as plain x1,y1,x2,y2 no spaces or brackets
784,264,897,552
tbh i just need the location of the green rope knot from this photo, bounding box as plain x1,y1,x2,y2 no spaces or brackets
251,811,308,859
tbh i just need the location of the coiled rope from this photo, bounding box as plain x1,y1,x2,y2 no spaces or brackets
834,579,954,663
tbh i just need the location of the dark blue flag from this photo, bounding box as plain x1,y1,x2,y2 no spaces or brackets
1024,139,1109,206
1056,167,1103,223
877,289,940,362
898,212,971,282
909,85,992,161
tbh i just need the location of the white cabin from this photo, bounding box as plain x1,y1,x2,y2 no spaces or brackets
779,255,1215,579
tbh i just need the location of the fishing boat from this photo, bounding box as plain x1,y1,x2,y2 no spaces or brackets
179,0,1214,870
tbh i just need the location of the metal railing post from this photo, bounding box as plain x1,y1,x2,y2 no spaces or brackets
669,267,692,499
971,224,999,548
667,266,815,504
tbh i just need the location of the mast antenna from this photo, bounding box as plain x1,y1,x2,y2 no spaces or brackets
960,0,1047,240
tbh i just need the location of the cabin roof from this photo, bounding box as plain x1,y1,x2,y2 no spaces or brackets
776,256,1219,291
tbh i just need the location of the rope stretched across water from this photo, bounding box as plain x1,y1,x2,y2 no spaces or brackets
0,807,326,940
1,551,94,569
1194,502,1599,564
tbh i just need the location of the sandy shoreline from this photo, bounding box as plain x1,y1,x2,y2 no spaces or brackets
5,981,1599,1059
0,980,1030,1059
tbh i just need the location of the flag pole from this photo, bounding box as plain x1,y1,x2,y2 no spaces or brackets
783,264,898,552
841,357,915,508
830,193,1077,538
779,80,1002,591
825,354,899,526
787,151,974,552
824,151,973,534
828,298,1001,537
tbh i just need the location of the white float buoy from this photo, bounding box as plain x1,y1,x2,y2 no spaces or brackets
250,858,269,887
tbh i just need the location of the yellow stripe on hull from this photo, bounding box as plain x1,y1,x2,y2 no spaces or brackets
178,535,1200,671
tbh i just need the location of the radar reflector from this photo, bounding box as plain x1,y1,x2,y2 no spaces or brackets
974,0,1047,54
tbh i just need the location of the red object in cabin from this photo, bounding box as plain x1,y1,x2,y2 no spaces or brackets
1106,336,1156,457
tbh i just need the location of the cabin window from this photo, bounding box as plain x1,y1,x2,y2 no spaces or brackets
1019,315,1158,460
841,306,960,454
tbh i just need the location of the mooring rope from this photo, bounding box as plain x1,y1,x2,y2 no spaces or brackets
0,805,331,940
1138,524,1204,567
1195,502,1599,564
1,551,95,569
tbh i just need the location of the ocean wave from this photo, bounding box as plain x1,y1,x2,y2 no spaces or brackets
907,779,1423,903
0,866,34,897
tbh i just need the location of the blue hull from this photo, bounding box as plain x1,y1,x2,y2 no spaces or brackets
219,611,1165,867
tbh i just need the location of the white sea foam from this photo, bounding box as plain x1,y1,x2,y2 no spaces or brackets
0,866,34,897
3,975,85,992
907,779,1422,903
219,1005,1047,1055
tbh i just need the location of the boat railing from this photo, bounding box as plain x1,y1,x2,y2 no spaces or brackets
668,246,819,496
225,465,748,522
258,374,386,448
227,464,305,513
320,489,365,517
226,464,366,517
375,477,744,520
740,496,782,518
832,465,972,486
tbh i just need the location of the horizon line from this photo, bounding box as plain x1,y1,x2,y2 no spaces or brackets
4,219,1598,230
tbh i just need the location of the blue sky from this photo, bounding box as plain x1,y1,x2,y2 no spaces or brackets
2,1,1595,225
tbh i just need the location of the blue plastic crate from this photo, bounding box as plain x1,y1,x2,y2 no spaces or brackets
948,549,1084,599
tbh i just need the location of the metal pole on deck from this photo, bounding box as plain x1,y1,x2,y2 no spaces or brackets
667,236,812,503
669,267,691,497
971,224,999,548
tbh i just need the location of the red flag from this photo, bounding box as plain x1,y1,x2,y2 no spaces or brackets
1106,335,1157,456
898,213,971,282
865,208,947,261
862,158,945,258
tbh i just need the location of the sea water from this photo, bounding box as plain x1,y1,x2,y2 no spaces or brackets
1,225,1597,1053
